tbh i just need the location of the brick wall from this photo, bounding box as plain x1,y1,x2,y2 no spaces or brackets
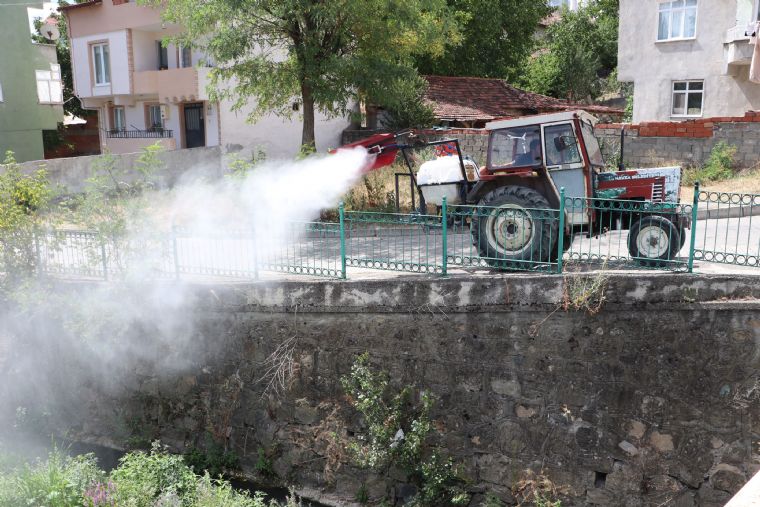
343,112,760,170
596,112,760,169
342,128,490,166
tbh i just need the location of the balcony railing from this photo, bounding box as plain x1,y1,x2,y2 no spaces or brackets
105,129,173,139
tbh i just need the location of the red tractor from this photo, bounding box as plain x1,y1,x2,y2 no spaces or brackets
343,110,689,266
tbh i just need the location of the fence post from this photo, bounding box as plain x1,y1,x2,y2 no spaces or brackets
441,196,448,276
251,220,259,280
687,182,700,273
339,202,347,279
171,226,180,280
557,188,566,274
101,238,109,281
33,229,43,277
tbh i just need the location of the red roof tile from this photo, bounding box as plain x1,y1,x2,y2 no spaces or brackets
59,0,102,11
422,75,621,122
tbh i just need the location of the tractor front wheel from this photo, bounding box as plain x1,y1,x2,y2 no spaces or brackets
627,216,681,267
471,186,558,268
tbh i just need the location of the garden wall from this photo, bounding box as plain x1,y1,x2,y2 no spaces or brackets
344,112,760,171
7,273,759,506
5,145,223,194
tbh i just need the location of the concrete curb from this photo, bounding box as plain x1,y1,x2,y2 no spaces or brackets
697,204,760,221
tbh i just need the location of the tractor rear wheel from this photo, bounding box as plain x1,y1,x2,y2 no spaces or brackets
471,186,558,268
627,216,681,267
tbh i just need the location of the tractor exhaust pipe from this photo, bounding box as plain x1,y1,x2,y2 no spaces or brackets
618,127,625,171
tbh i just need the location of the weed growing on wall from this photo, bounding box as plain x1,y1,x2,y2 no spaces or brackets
226,148,268,180
184,438,241,479
512,469,563,507
561,265,609,315
341,353,469,506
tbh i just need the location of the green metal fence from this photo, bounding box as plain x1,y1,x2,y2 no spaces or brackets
692,186,760,267
22,184,760,281
173,221,344,280
446,202,562,273
344,208,446,274
562,196,692,272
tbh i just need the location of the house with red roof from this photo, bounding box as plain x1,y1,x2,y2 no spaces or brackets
422,75,622,128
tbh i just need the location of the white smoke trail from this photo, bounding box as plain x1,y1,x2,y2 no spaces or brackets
0,146,371,451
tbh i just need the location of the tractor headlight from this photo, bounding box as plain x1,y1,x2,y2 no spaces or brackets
463,160,480,182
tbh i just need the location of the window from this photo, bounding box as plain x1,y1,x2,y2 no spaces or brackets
36,64,63,104
658,0,697,41
488,126,542,168
671,80,703,116
549,0,569,7
112,106,125,131
157,41,168,70
180,46,192,68
544,124,581,166
581,123,604,167
147,104,163,130
92,43,110,85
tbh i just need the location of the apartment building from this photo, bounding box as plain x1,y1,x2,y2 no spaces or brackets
0,0,64,162
61,0,349,157
619,0,760,122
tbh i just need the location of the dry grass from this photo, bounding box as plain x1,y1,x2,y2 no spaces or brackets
341,163,419,213
679,168,760,200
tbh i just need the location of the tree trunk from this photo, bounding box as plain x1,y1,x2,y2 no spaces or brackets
301,83,316,152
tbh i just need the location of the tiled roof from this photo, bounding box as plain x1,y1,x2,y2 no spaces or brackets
58,0,102,11
423,75,621,122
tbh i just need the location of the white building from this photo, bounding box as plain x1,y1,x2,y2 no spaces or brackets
61,0,349,157
619,0,760,122
548,0,585,11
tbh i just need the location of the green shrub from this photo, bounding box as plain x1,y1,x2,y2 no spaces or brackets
184,441,240,479
254,448,275,478
0,449,104,507
110,442,198,506
341,353,468,506
192,474,268,507
682,141,738,185
0,444,281,507
0,150,54,281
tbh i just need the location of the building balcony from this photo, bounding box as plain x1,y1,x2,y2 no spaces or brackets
725,26,754,74
102,129,176,154
133,67,210,103
106,128,173,139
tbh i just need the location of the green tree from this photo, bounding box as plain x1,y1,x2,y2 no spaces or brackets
417,0,551,80
523,0,619,101
149,0,461,149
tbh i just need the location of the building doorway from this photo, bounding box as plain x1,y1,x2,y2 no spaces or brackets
183,103,205,148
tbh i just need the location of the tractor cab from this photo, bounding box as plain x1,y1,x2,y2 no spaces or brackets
481,111,682,213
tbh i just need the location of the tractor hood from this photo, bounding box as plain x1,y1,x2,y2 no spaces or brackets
595,166,682,203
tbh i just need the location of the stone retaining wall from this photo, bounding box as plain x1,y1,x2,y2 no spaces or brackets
6,274,758,506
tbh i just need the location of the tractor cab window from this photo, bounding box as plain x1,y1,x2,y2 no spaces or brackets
543,123,582,167
488,126,542,169
581,122,605,168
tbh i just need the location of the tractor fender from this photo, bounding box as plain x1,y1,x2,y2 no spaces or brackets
466,171,562,209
